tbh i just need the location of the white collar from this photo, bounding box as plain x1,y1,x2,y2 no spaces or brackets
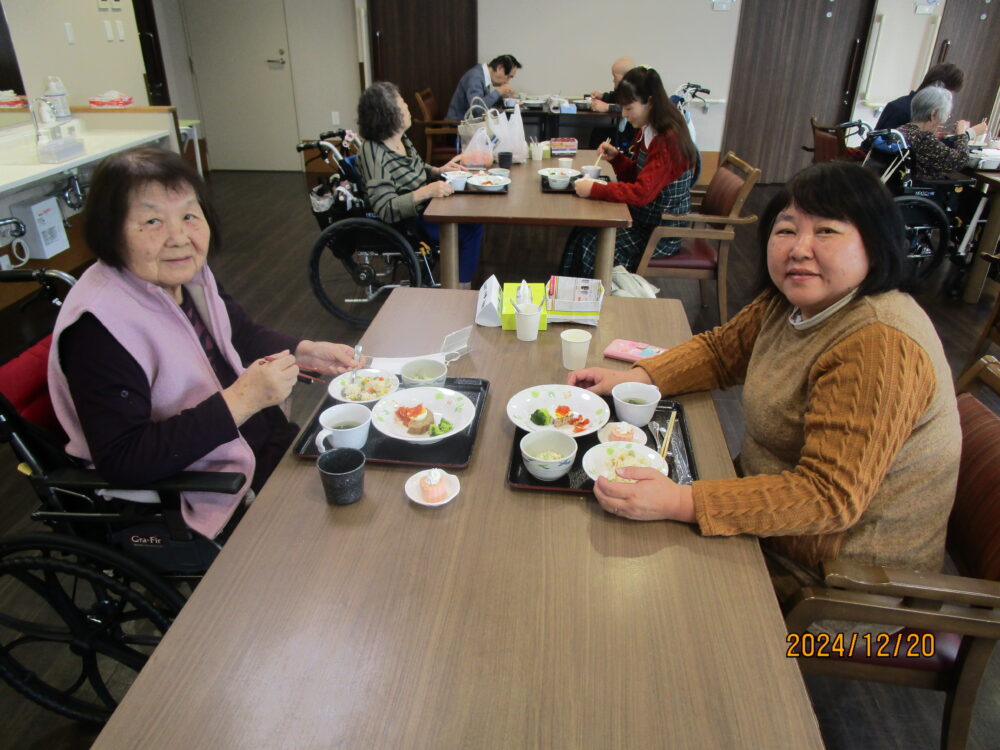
482,63,492,91
642,125,654,148
788,289,859,330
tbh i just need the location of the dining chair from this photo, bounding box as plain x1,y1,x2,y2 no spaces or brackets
960,269,1000,376
802,116,851,164
784,365,1000,750
635,151,761,325
414,88,458,166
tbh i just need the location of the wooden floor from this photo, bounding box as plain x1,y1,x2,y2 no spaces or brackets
1,170,998,749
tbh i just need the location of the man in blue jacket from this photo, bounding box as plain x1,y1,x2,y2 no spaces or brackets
446,54,522,120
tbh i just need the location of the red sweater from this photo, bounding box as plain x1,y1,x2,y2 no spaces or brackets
589,129,688,207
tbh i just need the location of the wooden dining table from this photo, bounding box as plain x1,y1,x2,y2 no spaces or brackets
93,289,822,749
424,151,631,291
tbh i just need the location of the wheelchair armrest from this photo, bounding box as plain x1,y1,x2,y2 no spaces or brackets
912,173,977,189
39,467,246,495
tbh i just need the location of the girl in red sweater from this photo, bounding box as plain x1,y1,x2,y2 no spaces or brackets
559,66,698,277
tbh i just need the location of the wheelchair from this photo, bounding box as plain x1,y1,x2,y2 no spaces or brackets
854,122,990,287
297,132,441,328
0,269,245,724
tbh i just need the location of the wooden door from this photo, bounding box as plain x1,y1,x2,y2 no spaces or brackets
934,0,1000,127
181,0,300,171
132,0,170,106
368,0,476,157
723,0,875,183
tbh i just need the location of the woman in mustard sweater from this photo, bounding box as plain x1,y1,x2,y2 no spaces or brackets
570,162,960,584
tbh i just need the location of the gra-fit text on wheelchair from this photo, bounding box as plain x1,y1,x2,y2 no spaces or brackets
0,268,246,724
297,130,441,328
844,120,991,291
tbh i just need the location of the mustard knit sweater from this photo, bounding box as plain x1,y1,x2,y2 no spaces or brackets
637,291,961,573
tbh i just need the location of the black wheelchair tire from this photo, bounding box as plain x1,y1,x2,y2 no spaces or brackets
308,217,423,328
894,195,952,280
0,532,185,724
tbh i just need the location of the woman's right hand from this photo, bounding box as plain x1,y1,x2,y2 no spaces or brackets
568,366,652,395
955,119,972,136
416,180,455,202
597,141,619,161
222,350,299,426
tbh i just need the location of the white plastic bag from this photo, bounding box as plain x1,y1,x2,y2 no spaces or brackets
461,126,493,168
506,103,529,163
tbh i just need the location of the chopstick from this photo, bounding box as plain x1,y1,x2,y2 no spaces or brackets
262,355,329,384
594,138,610,167
660,410,677,458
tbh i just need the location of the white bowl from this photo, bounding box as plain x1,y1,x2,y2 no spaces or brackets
611,382,661,427
487,167,510,177
405,468,460,507
400,358,448,387
519,429,579,482
547,175,571,190
370,386,475,445
328,368,399,404
582,442,669,483
597,421,648,446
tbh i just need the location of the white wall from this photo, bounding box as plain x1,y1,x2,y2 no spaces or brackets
284,0,361,138
478,0,742,151
3,0,148,106
152,0,200,121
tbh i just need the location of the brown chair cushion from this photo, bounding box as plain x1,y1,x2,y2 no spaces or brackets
813,131,842,163
647,238,719,271
951,393,1000,581
701,167,744,216
823,628,961,672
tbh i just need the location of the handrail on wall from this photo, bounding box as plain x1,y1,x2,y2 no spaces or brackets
862,14,883,101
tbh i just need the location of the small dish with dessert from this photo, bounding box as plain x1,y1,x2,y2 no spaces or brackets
405,468,460,507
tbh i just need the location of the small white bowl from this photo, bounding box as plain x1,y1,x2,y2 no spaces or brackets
597,421,648,446
487,167,510,177
400,358,448,387
405,469,460,507
611,382,661,427
520,429,578,482
582,442,669,483
547,174,571,190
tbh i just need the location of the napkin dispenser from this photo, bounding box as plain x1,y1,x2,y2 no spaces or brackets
501,282,548,331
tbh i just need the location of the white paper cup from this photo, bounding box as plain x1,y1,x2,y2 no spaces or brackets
315,402,372,451
611,382,661,427
561,328,592,370
530,143,544,160
558,157,574,169
516,308,541,341
581,165,601,179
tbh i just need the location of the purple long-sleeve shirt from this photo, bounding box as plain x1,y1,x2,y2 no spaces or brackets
57,285,300,492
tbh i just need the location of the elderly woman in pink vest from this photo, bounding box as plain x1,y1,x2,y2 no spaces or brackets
48,148,358,540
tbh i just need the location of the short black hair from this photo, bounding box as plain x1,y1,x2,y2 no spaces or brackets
756,162,910,298
919,62,964,93
84,147,220,269
357,81,404,142
488,54,522,75
614,66,698,171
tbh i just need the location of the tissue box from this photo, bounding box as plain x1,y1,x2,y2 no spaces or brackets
546,276,604,325
501,282,548,331
549,138,578,156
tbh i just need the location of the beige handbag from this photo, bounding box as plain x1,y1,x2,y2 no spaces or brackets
458,96,494,148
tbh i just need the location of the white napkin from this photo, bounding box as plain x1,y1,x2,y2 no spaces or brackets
368,326,472,373
475,274,502,326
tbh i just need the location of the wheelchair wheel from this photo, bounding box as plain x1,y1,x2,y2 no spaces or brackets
0,532,185,724
895,195,951,280
309,217,423,328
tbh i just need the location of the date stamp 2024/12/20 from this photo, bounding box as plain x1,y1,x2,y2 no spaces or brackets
786,631,936,659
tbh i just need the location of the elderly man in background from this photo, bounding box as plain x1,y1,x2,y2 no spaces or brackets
446,54,522,121
587,56,636,151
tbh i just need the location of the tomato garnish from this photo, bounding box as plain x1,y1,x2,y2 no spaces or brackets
554,405,571,417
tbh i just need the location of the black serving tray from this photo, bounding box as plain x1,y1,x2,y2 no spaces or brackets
540,174,608,193
506,398,698,493
294,377,490,469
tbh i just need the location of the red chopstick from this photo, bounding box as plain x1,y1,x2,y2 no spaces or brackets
262,356,328,384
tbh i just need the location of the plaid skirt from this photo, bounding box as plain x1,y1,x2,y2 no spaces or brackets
558,225,681,278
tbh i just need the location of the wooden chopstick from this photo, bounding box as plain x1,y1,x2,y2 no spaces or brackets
594,138,610,167
660,411,677,458
262,355,328,384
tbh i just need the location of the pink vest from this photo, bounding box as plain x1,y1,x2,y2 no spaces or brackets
48,262,255,539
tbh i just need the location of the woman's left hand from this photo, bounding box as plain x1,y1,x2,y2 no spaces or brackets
295,340,359,375
574,178,595,198
594,469,696,522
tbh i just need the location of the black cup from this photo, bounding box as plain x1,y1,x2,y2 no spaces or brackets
497,151,513,169
317,448,365,505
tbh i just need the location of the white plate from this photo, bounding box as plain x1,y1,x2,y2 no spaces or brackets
582,442,669,483
597,422,648,446
521,99,544,106
537,167,581,179
405,469,460,507
328,368,399,404
506,384,610,438
467,173,511,191
371,386,475,445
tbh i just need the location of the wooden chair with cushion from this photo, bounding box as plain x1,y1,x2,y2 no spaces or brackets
414,88,458,166
802,116,851,164
784,365,1000,750
960,271,1000,376
635,151,760,324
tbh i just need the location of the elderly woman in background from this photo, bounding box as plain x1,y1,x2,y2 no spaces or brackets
48,148,358,540
897,85,987,181
569,162,960,603
356,82,484,289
